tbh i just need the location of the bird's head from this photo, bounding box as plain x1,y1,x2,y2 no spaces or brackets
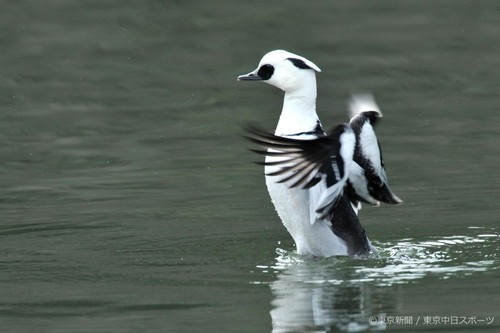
237,50,321,93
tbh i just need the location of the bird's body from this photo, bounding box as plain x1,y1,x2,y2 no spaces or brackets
265,139,351,257
238,50,402,258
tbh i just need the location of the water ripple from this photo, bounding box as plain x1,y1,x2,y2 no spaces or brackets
254,228,499,287
253,229,499,332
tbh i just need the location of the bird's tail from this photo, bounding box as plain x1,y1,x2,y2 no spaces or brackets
348,93,382,119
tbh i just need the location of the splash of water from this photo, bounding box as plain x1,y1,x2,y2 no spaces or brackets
254,227,499,286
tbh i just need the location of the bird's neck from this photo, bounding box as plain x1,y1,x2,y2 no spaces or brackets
275,80,319,136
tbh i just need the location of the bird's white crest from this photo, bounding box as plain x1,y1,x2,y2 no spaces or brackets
258,50,321,72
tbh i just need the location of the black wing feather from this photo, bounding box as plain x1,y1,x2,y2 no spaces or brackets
244,125,348,190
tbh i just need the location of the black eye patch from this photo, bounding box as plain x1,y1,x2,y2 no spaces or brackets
257,64,274,80
287,58,313,70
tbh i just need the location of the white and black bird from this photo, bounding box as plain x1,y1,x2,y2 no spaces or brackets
238,50,402,258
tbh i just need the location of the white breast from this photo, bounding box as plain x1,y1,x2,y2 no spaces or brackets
264,156,348,257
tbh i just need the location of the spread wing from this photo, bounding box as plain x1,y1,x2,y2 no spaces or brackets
348,94,403,205
245,124,356,222
245,94,402,224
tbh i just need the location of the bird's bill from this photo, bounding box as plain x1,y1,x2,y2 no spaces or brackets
237,70,263,81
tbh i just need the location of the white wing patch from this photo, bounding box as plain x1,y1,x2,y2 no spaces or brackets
348,162,380,206
313,129,355,221
358,122,382,176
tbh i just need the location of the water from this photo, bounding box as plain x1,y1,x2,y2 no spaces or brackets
1,1,499,332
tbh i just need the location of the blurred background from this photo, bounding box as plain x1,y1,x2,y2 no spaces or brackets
0,1,498,332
